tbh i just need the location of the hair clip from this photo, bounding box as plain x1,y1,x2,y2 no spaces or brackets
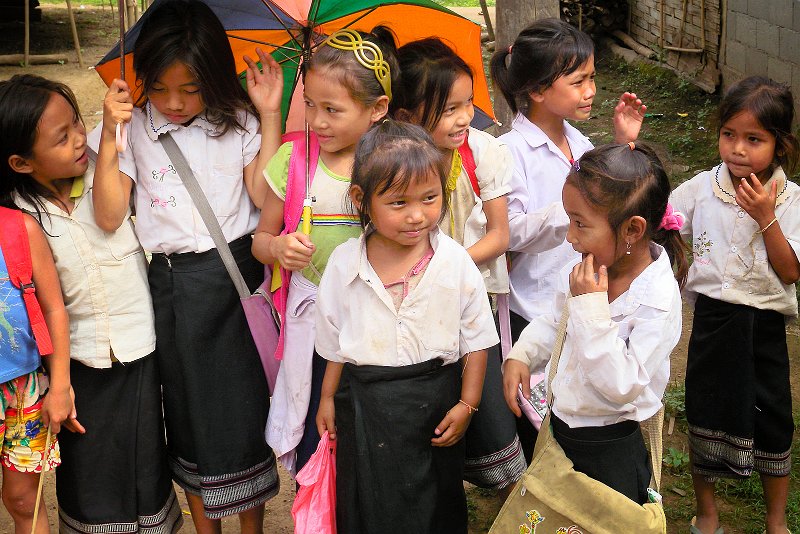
571,158,580,171
658,203,685,231
323,29,392,101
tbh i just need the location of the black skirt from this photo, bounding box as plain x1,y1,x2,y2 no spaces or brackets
686,294,794,479
551,414,651,505
56,355,182,533
335,359,467,534
149,236,279,518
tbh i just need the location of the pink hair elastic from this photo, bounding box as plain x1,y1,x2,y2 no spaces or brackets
659,203,685,231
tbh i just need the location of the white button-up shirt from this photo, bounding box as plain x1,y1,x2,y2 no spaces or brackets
507,243,681,427
15,161,156,368
89,103,261,254
500,113,593,320
315,229,499,367
670,163,800,317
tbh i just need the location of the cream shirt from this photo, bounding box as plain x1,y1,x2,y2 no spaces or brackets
500,113,593,321
507,243,681,427
439,127,512,294
315,229,499,367
89,102,261,254
670,163,800,317
15,160,156,368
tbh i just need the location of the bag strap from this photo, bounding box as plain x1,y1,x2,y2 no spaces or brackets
457,131,480,197
159,133,250,300
544,295,663,492
0,207,53,355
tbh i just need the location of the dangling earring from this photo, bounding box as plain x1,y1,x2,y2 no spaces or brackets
625,241,631,255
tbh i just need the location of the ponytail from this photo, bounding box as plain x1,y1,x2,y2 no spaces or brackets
489,48,518,114
655,227,690,289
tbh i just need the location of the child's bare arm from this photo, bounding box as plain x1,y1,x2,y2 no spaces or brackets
465,196,509,266
94,79,134,232
243,49,283,208
432,350,487,447
25,215,83,434
316,361,343,440
736,174,800,284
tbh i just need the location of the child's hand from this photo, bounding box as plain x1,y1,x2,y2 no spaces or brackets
244,48,283,116
270,231,315,271
502,359,531,417
613,92,647,144
316,395,336,440
736,173,778,229
569,253,608,296
102,79,133,137
41,385,84,434
432,402,473,447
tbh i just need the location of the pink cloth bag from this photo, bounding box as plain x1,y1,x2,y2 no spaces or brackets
292,431,336,534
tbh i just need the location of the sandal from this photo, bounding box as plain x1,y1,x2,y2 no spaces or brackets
690,516,724,534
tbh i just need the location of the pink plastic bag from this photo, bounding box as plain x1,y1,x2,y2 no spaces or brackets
292,432,336,534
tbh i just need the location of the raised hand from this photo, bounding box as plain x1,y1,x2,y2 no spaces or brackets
244,48,284,116
102,78,133,138
613,92,647,143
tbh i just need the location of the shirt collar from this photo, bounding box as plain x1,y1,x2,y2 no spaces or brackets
344,226,443,285
144,101,218,141
510,112,592,164
613,243,677,315
711,163,789,207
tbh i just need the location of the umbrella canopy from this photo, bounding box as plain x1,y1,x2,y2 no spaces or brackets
95,0,495,132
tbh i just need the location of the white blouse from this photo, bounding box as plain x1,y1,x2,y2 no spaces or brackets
315,229,499,367
500,113,593,321
670,163,800,317
506,243,681,427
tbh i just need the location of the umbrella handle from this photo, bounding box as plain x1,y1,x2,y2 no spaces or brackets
301,202,312,235
116,122,127,153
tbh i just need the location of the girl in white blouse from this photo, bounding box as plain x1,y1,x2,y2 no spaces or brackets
503,142,688,505
315,120,498,533
671,76,799,534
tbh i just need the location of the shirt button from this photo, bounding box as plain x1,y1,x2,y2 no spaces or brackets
731,245,737,253
723,282,730,289
738,210,745,218
99,312,107,318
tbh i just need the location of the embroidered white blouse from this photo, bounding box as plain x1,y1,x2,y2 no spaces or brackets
15,160,156,368
500,113,593,320
506,243,681,427
670,163,800,317
315,229,499,367
89,102,261,254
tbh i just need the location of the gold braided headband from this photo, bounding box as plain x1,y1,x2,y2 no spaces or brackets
322,29,392,101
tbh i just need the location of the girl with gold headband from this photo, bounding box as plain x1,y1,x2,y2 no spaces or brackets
252,26,399,475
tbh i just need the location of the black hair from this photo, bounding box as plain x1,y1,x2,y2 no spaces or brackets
719,76,799,175
133,0,255,134
308,26,400,108
390,37,472,131
350,119,449,229
566,143,690,288
0,74,82,219
490,18,594,115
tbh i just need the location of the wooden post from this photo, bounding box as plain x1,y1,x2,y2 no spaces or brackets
64,0,86,68
494,0,559,132
478,0,495,41
126,0,136,29
23,0,30,66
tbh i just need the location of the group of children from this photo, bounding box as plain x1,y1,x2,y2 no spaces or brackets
0,1,795,533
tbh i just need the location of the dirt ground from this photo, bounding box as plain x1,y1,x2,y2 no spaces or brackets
0,3,797,533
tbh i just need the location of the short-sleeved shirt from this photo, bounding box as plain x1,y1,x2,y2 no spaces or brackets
265,142,361,286
670,163,800,317
89,102,261,254
500,113,593,321
15,161,156,368
439,127,512,294
507,243,681,427
315,228,499,367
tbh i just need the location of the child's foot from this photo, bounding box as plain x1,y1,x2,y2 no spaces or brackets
691,515,724,534
762,527,791,534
